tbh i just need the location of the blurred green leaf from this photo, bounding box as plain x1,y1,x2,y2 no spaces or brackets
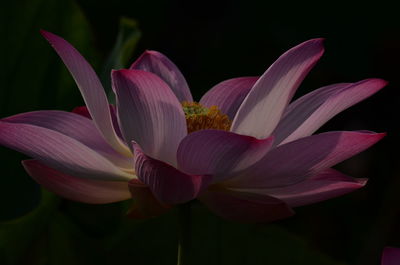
0,0,98,116
103,210,178,265
220,223,345,265
0,190,59,265
0,0,99,220
101,17,141,102
0,1,103,263
190,203,346,265
47,212,109,265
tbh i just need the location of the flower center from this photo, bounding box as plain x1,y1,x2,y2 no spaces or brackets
182,101,231,133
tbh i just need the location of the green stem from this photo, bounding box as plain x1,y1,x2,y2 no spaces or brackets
177,202,192,265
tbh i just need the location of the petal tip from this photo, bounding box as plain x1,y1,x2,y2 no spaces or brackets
356,178,368,186
356,131,386,139
310,37,325,44
111,68,123,77
111,69,133,80
355,131,387,144
39,29,48,36
132,50,162,67
375,132,387,140
355,131,386,147
306,38,325,57
40,29,57,42
111,68,127,75
304,38,325,51
362,78,389,90
374,78,389,88
113,68,150,78
39,29,51,36
290,38,325,55
143,50,160,56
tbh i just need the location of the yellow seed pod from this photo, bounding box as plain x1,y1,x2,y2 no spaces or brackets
181,102,231,134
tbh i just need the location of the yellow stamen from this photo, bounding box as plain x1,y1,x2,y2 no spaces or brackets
182,101,231,134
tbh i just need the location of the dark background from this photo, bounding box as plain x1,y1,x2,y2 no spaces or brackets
1,0,399,264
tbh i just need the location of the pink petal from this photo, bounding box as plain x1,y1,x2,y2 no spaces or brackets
133,142,211,204
22,160,131,204
3,110,132,169
130,50,193,102
127,179,172,219
177,129,274,183
199,189,294,223
231,39,325,139
225,131,385,188
382,247,400,265
72,105,123,139
238,168,367,207
40,30,130,156
0,121,132,181
274,79,387,145
112,69,187,166
272,82,350,143
199,77,258,119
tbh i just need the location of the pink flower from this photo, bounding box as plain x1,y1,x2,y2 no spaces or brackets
0,31,386,222
382,247,400,265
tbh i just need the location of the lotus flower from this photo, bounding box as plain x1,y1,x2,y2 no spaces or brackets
382,247,400,265
0,30,386,222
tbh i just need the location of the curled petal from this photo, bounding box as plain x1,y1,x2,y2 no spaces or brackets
40,30,130,156
177,130,274,183
231,39,325,139
133,142,211,204
130,50,193,102
112,69,187,166
22,160,131,204
274,78,387,145
0,121,132,181
199,188,294,223
225,131,385,188
200,77,258,120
